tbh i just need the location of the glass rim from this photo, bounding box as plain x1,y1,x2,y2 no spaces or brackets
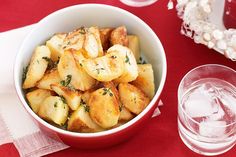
178,64,236,128
120,0,158,7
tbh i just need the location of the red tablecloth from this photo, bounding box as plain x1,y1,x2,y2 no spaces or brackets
0,0,235,156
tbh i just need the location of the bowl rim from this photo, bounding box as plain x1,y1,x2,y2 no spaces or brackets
14,3,167,138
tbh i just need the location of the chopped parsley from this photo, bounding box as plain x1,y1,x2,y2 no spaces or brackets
96,68,105,74
60,75,72,87
54,102,58,108
125,54,131,65
22,65,29,82
138,57,147,64
60,75,76,91
102,88,113,97
42,56,58,70
80,99,90,112
60,95,67,104
79,26,86,34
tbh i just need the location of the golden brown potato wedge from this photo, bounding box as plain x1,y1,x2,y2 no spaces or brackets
127,35,140,62
26,89,52,113
108,44,138,82
46,33,66,61
83,51,124,82
118,83,150,115
132,64,155,99
58,50,96,91
63,27,86,51
99,28,113,50
119,106,134,121
23,46,51,89
37,69,61,90
50,83,82,111
102,81,119,101
88,88,120,128
38,96,69,126
67,106,103,132
110,26,129,46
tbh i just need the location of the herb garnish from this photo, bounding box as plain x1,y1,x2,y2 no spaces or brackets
60,75,72,86
22,65,29,82
54,102,58,108
60,95,67,104
80,99,90,112
42,56,58,70
79,26,86,34
102,88,113,97
138,57,146,64
96,68,105,74
125,54,131,65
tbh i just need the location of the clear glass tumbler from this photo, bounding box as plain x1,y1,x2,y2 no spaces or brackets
120,0,158,7
178,64,236,156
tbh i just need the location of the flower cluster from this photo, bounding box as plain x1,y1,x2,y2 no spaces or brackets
176,0,236,61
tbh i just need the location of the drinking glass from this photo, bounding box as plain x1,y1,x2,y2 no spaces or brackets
178,64,236,156
120,0,158,7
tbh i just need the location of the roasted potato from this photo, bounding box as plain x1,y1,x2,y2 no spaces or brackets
58,50,96,91
38,96,69,126
26,89,52,113
88,88,120,128
63,27,85,51
83,51,124,82
23,46,51,89
110,26,129,46
68,105,103,132
50,83,82,111
128,35,140,62
37,69,61,90
99,28,113,50
119,106,134,121
108,44,138,82
118,83,150,115
132,64,155,99
46,33,66,61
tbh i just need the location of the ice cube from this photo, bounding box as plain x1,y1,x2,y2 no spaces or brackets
208,104,225,121
199,120,226,137
184,85,217,118
219,88,236,115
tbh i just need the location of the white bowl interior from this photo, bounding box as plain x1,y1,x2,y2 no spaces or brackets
14,4,166,137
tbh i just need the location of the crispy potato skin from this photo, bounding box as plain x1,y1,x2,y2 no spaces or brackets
127,35,140,62
38,96,69,126
23,46,51,89
99,28,113,50
118,83,150,115
119,106,134,121
37,69,61,90
88,88,120,128
110,26,129,47
67,106,102,133
26,89,52,113
132,64,155,99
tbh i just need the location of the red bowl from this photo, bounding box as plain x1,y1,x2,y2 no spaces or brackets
14,4,167,148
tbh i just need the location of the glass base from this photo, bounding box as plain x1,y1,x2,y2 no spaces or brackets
178,120,236,156
120,0,158,7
